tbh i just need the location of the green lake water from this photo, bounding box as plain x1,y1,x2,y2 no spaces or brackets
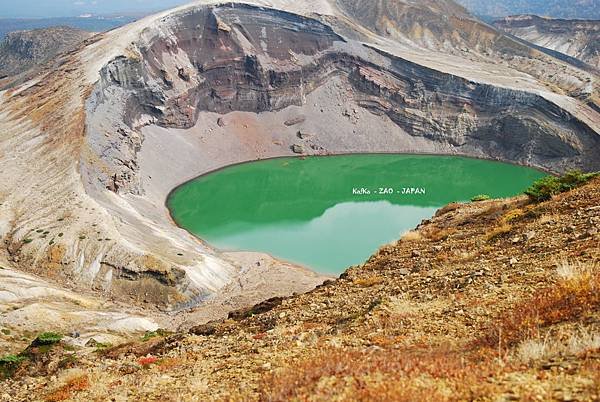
167,155,546,275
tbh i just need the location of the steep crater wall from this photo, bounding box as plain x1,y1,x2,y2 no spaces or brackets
77,3,600,308
85,4,600,198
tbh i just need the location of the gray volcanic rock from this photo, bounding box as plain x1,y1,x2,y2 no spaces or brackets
494,15,600,69
0,26,92,79
0,0,599,316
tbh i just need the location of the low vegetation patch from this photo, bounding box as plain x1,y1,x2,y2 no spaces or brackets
424,227,456,242
34,332,63,346
525,170,599,202
0,354,26,364
141,329,170,342
501,208,525,224
401,230,422,242
0,354,27,379
92,342,112,352
516,328,600,364
478,261,599,349
261,346,504,401
486,223,512,242
471,194,491,202
1,332,64,379
138,356,159,367
45,375,90,402
354,276,384,287
157,357,183,371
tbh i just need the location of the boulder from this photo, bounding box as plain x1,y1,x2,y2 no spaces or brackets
291,144,305,154
284,116,306,126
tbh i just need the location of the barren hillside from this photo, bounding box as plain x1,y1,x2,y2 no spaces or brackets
495,15,600,69
1,0,599,320
0,1,599,398
2,176,599,401
0,26,92,81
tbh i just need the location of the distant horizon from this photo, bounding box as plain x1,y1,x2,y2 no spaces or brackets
0,0,190,19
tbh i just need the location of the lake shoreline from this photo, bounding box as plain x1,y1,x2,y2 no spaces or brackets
166,154,546,275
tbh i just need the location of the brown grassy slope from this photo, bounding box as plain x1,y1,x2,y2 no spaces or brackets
3,178,600,401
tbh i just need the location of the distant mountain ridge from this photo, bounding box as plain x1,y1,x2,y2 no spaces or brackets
0,26,92,79
0,16,138,40
494,15,600,69
457,0,600,19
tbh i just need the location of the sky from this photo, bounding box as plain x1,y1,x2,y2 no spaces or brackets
0,0,190,18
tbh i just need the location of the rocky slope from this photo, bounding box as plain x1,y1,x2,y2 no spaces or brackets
0,0,599,320
0,260,163,357
2,176,599,401
494,15,600,69
0,27,92,81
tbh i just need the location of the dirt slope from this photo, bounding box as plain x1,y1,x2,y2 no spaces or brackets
3,177,599,401
1,0,599,319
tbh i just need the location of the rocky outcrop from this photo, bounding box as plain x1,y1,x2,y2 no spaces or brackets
494,15,600,69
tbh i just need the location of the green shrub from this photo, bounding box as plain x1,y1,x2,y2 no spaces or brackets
34,332,63,345
141,329,170,342
471,194,491,202
22,238,33,244
0,354,27,379
93,342,112,351
0,354,25,364
525,170,599,202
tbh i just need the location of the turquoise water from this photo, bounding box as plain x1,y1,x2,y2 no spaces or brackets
168,155,545,274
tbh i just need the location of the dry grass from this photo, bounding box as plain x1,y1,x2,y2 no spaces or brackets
45,375,89,402
260,347,503,401
485,223,512,242
537,213,560,225
354,276,384,287
261,258,599,400
401,230,422,242
478,261,599,349
502,208,525,224
516,337,550,363
515,327,600,364
555,260,591,281
424,227,456,242
157,357,183,371
567,328,600,355
452,249,480,263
